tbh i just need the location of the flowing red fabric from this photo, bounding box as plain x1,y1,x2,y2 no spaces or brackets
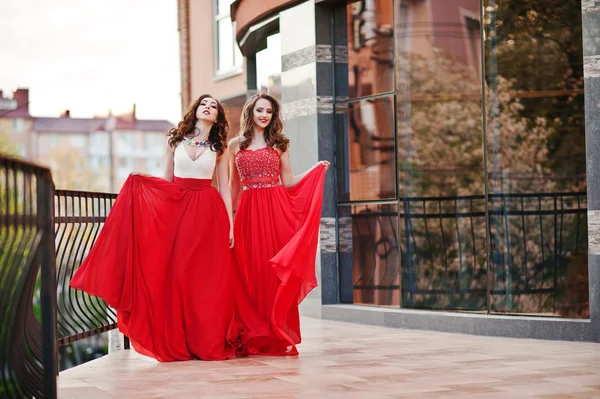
70,175,273,361
234,148,326,355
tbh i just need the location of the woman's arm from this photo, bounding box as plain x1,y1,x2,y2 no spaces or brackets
217,147,235,248
228,137,242,211
163,140,175,182
279,149,330,189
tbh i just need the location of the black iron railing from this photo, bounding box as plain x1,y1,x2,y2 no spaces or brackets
343,192,588,316
54,190,118,346
0,156,56,399
0,154,125,398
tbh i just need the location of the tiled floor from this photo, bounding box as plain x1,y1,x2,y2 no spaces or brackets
58,317,600,399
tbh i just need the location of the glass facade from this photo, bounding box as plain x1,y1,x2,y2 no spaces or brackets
336,0,588,317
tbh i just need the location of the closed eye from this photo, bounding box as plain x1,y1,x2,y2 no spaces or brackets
200,101,218,108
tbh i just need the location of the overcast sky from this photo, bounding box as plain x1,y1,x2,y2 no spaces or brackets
0,0,181,123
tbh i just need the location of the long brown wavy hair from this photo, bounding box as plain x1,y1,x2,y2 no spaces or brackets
239,93,289,152
167,94,228,155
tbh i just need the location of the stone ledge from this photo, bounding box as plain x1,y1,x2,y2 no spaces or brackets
321,304,598,343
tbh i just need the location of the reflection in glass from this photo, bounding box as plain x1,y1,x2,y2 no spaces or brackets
396,0,486,310
335,0,588,317
344,0,394,99
401,196,487,310
484,0,588,317
341,96,396,201
338,204,400,307
256,34,282,101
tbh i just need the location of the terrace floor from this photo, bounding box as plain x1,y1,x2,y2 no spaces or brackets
58,317,600,399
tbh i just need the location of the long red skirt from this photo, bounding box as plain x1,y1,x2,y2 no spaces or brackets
233,165,326,355
70,175,272,361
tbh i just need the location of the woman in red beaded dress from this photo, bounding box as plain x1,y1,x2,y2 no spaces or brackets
70,95,272,362
229,94,330,356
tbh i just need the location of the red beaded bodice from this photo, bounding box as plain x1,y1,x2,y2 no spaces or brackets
235,147,282,190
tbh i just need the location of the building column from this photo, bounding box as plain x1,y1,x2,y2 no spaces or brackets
279,0,339,317
583,0,600,338
177,0,191,112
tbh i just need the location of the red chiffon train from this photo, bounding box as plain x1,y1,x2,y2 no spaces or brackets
70,175,272,361
234,165,326,355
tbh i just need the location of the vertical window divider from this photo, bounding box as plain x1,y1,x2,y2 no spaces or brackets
479,0,492,315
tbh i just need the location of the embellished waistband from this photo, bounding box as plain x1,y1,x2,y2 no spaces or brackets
242,181,282,190
174,177,213,190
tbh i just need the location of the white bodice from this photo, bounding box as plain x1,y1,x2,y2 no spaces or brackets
174,143,217,179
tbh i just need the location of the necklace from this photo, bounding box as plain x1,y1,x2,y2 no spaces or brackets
183,136,210,147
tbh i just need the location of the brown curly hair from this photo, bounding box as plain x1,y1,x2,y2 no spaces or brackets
239,93,289,152
167,94,228,155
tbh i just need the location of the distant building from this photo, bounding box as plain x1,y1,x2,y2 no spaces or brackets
0,88,35,157
0,89,173,192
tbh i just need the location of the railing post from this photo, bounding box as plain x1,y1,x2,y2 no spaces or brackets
39,174,58,399
403,198,414,307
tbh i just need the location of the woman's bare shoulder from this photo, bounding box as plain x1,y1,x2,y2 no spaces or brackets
228,136,242,154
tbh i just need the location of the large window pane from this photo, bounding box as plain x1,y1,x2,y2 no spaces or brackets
256,33,282,101
339,204,400,307
217,0,230,16
217,17,234,72
401,196,488,311
484,0,588,317
396,0,486,310
342,0,394,99
234,39,243,67
338,95,396,202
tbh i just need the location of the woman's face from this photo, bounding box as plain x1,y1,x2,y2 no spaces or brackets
252,98,273,130
196,97,219,123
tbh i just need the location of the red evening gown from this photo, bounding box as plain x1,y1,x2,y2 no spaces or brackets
70,144,273,361
233,147,326,355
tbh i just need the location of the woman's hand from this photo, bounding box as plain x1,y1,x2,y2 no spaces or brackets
130,171,151,177
229,227,235,248
318,160,330,171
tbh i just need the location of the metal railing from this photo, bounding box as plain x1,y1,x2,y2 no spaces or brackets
0,156,56,399
343,192,588,315
54,190,118,346
0,155,123,398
